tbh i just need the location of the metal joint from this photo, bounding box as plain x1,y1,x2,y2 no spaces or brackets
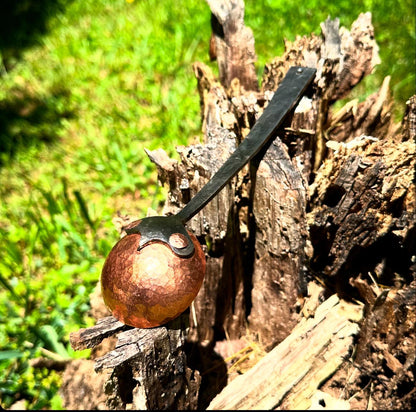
125,216,195,258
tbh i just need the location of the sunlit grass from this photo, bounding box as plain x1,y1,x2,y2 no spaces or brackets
0,1,212,408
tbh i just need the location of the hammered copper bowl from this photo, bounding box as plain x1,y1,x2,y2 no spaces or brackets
100,222,206,328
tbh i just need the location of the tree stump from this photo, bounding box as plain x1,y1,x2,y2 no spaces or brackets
69,313,200,410
66,1,415,409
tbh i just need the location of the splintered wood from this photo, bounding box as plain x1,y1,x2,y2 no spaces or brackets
308,130,415,290
69,313,200,410
154,11,389,351
69,316,128,351
208,294,363,410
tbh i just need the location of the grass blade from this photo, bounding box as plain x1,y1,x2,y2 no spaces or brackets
73,190,96,231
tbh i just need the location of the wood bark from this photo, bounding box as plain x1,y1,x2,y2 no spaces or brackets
207,0,258,92
308,94,415,295
69,316,129,351
70,313,200,410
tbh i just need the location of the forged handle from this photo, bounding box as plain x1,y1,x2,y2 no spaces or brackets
175,66,316,223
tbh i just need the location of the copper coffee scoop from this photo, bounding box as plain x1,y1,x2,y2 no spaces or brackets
101,66,316,328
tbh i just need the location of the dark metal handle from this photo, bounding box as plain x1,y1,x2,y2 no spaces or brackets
125,66,316,257
175,66,316,224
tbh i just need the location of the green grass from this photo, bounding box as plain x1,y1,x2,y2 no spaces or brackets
0,0,414,409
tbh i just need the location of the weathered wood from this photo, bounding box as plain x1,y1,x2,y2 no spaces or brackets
316,278,416,410
308,107,415,293
207,292,363,410
247,138,309,348
94,317,183,373
402,95,416,141
326,75,398,143
100,315,200,410
63,5,415,410
207,0,258,92
70,313,200,410
359,281,416,410
261,13,381,175
154,12,384,350
69,316,129,351
261,13,380,101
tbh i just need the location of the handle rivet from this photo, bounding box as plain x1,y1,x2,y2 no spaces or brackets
169,233,189,249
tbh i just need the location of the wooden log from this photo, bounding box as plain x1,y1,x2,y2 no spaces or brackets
325,75,398,143
347,279,416,410
207,292,363,410
262,13,381,176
